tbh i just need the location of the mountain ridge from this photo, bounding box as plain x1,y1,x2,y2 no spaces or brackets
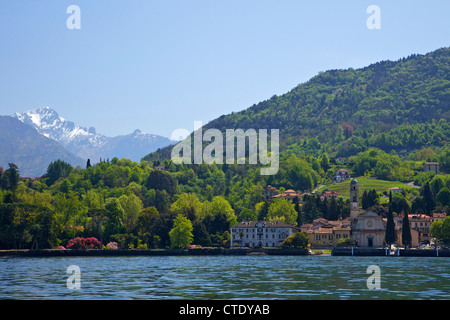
12,106,174,163
143,46,450,162
0,116,85,177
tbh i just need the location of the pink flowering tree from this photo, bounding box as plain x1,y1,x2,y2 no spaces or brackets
66,237,101,249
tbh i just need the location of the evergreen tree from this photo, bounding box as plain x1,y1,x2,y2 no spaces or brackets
86,159,91,169
385,192,396,250
422,182,435,215
192,221,212,247
293,196,302,226
0,163,20,191
45,160,73,186
362,190,369,210
402,212,412,249
320,153,330,172
327,197,339,220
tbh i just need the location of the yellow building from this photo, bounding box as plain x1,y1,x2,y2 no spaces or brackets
306,226,351,246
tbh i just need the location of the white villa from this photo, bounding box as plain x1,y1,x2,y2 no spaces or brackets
230,221,297,248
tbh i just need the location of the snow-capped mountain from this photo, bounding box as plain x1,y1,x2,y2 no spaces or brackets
12,107,173,163
13,106,104,145
0,115,84,178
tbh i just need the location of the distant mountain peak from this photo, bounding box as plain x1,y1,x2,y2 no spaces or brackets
12,106,93,143
11,106,172,163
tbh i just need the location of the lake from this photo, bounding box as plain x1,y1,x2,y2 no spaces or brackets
0,255,449,300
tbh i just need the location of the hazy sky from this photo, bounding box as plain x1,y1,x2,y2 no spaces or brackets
0,1,449,138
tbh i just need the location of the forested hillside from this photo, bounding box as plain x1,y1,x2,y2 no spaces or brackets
1,47,449,251
144,47,450,162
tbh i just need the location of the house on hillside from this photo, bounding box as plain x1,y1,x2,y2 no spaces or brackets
264,185,278,200
431,212,447,223
264,186,301,203
271,189,300,202
423,162,439,174
332,169,350,183
389,187,403,194
320,190,339,201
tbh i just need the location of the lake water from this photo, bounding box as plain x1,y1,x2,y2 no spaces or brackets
0,255,449,300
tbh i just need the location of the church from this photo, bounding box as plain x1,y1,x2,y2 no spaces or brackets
349,179,386,247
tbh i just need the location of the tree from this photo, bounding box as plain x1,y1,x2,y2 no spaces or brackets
267,198,298,225
0,163,20,191
422,182,435,215
169,214,193,249
145,170,177,196
385,193,396,250
205,196,237,226
326,197,339,221
361,190,369,210
402,212,412,249
302,194,320,223
170,193,202,222
320,153,330,172
294,196,302,225
45,160,73,186
87,209,108,248
436,187,450,206
104,198,126,242
86,159,91,169
256,201,270,221
117,193,143,231
430,216,450,245
342,123,354,140
135,206,159,248
430,220,443,244
281,232,309,249
192,221,212,247
391,193,410,216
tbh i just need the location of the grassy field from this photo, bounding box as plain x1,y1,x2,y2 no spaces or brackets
316,176,416,200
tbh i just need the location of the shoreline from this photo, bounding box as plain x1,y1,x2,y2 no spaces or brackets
0,247,449,257
0,248,309,257
331,247,450,257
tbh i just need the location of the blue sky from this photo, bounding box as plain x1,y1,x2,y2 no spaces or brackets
0,1,449,138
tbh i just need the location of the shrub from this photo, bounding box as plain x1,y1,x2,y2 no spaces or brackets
336,237,356,246
106,241,118,250
66,237,101,249
281,232,309,249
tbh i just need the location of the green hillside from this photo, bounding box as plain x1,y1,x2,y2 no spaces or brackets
144,47,450,162
2,47,450,251
316,176,416,200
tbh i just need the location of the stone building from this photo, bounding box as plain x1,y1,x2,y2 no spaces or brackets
351,211,386,247
348,179,386,247
423,162,439,174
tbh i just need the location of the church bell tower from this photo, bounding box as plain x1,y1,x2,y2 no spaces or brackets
350,178,360,219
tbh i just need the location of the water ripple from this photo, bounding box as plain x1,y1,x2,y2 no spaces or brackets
0,256,449,299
